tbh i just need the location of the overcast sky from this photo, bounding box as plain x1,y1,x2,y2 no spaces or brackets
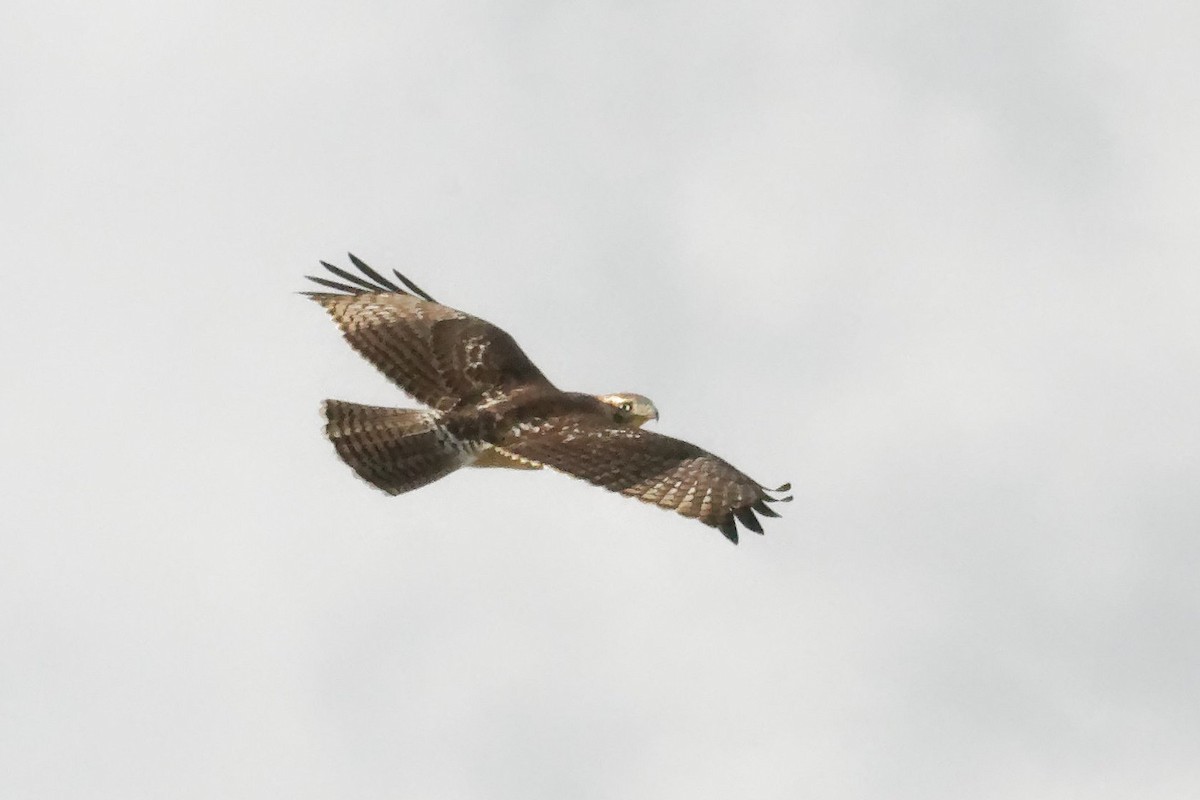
3,1,1198,798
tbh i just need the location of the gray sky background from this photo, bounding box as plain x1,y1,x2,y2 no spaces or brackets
3,1,1198,798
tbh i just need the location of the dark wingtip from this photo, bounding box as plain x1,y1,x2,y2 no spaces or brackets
317,260,392,294
762,482,794,503
305,274,364,294
392,269,436,303
717,516,739,544
734,506,764,535
752,499,781,518
303,255,437,301
347,253,403,293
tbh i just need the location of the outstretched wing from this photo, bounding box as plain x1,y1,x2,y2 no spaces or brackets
304,255,554,412
500,420,791,543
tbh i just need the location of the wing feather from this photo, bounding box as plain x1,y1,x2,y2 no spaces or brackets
347,253,404,293
500,420,789,542
304,257,554,411
319,260,388,293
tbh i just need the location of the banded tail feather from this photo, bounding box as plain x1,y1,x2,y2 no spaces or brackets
321,400,480,495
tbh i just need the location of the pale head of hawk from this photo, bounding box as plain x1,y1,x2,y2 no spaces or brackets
596,393,659,427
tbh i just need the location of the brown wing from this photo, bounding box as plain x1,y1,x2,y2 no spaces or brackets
303,255,554,412
500,419,791,543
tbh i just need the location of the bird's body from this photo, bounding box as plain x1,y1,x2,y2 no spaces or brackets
304,255,790,543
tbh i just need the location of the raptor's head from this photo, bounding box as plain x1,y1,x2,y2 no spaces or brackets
597,393,659,427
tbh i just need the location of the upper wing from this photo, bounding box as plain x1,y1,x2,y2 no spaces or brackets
500,419,791,543
303,255,554,412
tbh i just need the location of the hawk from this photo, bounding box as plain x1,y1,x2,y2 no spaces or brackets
303,255,792,543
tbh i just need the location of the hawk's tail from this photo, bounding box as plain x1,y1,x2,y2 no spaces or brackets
321,400,474,495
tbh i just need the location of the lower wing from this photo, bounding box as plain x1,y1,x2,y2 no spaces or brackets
501,420,791,543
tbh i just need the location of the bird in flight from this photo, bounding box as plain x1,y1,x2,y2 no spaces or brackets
303,255,791,543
